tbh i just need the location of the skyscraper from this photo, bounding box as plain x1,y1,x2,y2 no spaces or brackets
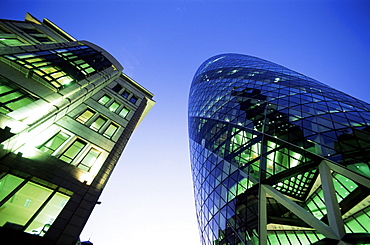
0,14,154,244
188,54,370,245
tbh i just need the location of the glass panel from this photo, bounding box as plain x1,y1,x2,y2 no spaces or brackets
103,123,118,138
108,101,120,112
39,132,70,154
0,174,24,202
121,90,130,98
24,192,70,236
119,107,130,118
98,95,111,105
0,182,52,229
0,38,26,46
77,148,101,171
0,84,12,94
59,139,86,163
0,91,23,103
0,76,38,113
6,97,35,111
85,67,95,74
56,76,73,85
38,66,58,74
129,95,138,104
90,116,107,131
76,109,95,124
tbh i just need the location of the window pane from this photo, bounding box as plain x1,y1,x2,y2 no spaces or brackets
39,132,70,154
121,90,130,98
0,85,12,94
0,38,27,46
56,76,73,85
77,148,101,171
0,91,23,103
90,116,107,131
103,124,118,138
119,107,130,118
108,101,120,112
59,139,86,163
129,95,138,104
38,66,58,74
0,182,52,229
0,174,24,202
24,192,70,237
76,109,95,124
6,97,35,111
98,95,111,105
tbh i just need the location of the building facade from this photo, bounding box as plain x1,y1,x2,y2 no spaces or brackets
188,54,370,245
0,14,154,244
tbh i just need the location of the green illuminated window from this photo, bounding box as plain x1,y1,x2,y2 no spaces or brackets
103,123,118,138
76,148,101,171
108,101,120,112
0,174,24,201
39,132,71,155
90,116,107,131
119,107,130,118
76,109,95,124
0,174,71,237
0,76,38,114
59,139,86,163
98,95,111,105
24,192,69,236
3,45,112,90
0,37,27,46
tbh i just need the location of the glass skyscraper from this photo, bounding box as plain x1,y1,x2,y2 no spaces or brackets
188,54,370,245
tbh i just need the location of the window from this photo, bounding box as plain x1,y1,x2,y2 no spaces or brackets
112,84,122,93
59,139,86,163
2,45,112,89
119,107,130,118
20,27,42,35
103,123,118,138
0,37,27,47
33,36,53,43
76,108,95,123
39,132,70,154
121,90,130,98
108,101,120,112
129,95,138,104
98,95,111,105
77,148,101,171
90,116,107,131
0,174,71,237
0,75,38,114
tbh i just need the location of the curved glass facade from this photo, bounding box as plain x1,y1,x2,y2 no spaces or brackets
188,54,370,245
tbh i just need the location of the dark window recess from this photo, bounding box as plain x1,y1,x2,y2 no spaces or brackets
83,53,111,71
33,36,52,43
20,27,42,35
112,84,123,93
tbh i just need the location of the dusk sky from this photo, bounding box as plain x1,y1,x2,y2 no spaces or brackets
1,1,370,244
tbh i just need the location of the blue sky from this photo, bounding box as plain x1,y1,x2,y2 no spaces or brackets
1,1,370,244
